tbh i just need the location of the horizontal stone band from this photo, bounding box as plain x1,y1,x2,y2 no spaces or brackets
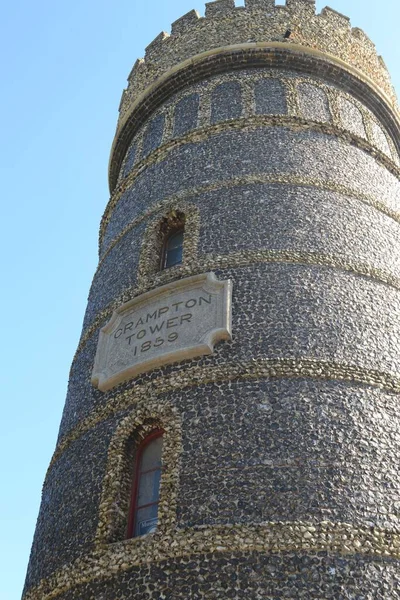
77,251,400,363
23,520,400,600
102,115,400,248
52,357,400,479
109,45,400,192
100,174,400,268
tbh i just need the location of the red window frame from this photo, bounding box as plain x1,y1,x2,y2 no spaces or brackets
127,429,164,538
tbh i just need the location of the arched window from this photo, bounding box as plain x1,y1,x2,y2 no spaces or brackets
127,430,164,538
162,229,184,269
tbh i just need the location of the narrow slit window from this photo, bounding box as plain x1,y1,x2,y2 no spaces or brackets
127,430,164,538
162,229,184,269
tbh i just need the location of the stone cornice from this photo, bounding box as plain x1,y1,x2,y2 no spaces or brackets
116,0,397,128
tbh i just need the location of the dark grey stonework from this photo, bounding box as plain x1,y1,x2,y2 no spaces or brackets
298,82,331,122
58,332,106,440
142,114,165,158
255,78,287,115
175,378,400,529
339,97,366,139
173,93,200,137
59,256,400,441
197,185,400,275
24,418,117,591
84,260,400,385
24,12,400,600
83,222,145,330
104,68,399,253
101,125,400,255
31,374,400,586
35,553,400,600
122,142,137,178
211,81,243,123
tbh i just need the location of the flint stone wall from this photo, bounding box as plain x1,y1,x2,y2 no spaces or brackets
34,553,400,600
23,3,400,600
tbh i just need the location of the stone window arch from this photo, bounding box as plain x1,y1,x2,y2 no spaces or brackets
95,403,181,547
137,203,200,287
160,212,185,270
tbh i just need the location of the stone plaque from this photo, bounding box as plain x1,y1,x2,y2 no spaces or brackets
92,272,232,392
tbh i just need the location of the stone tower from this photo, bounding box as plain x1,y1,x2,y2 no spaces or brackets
23,1,400,598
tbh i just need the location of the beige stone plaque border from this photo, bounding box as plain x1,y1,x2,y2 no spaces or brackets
92,273,233,392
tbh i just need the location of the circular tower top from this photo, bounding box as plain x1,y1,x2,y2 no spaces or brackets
109,0,399,192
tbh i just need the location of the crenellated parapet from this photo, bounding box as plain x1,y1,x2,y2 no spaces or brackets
117,0,397,134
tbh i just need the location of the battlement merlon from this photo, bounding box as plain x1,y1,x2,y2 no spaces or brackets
116,0,397,129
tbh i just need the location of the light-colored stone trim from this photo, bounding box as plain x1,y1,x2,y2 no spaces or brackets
363,104,376,148
136,202,200,288
55,357,400,481
116,70,398,191
198,87,212,129
162,104,174,144
101,115,400,247
293,75,398,162
241,78,255,118
100,172,400,269
118,32,397,135
23,519,400,600
95,401,182,548
77,249,400,365
324,85,341,127
283,78,300,117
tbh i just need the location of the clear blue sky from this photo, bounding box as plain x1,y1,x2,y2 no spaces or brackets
1,1,399,598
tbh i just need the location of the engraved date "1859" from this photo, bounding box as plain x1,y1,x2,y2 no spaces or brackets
130,331,179,356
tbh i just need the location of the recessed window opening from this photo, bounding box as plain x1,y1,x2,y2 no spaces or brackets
160,210,186,270
127,430,164,538
163,229,184,269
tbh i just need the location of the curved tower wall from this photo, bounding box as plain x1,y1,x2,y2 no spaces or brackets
24,1,400,598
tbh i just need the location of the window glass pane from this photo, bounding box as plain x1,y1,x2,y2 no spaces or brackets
137,469,162,507
135,504,159,536
167,231,184,250
140,436,163,472
165,246,183,268
164,230,184,269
